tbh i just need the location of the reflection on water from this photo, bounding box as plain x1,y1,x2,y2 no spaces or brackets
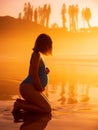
67,83,78,104
58,83,66,105
44,82,91,106
0,57,98,105
12,112,51,130
20,114,51,130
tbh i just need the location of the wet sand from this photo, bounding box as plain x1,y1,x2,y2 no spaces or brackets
0,80,98,130
0,98,98,130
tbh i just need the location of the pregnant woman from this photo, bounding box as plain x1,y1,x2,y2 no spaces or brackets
12,33,53,114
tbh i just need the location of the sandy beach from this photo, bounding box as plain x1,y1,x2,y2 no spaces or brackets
0,94,98,130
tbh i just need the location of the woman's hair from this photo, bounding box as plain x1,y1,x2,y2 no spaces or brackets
33,33,52,54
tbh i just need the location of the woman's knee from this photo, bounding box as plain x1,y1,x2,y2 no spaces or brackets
47,105,52,113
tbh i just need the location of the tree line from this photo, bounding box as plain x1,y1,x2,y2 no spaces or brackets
18,2,92,31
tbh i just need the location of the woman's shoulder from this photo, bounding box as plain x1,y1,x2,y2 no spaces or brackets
32,52,40,58
30,52,41,63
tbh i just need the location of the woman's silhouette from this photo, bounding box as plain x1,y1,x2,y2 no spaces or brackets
12,33,53,114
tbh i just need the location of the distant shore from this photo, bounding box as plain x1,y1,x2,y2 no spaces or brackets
0,16,98,34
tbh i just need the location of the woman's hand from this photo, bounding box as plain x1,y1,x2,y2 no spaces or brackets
46,67,50,74
36,86,45,92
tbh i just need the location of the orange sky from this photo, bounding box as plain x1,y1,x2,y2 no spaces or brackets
0,0,98,28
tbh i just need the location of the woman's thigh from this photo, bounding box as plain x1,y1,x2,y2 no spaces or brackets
20,83,51,108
